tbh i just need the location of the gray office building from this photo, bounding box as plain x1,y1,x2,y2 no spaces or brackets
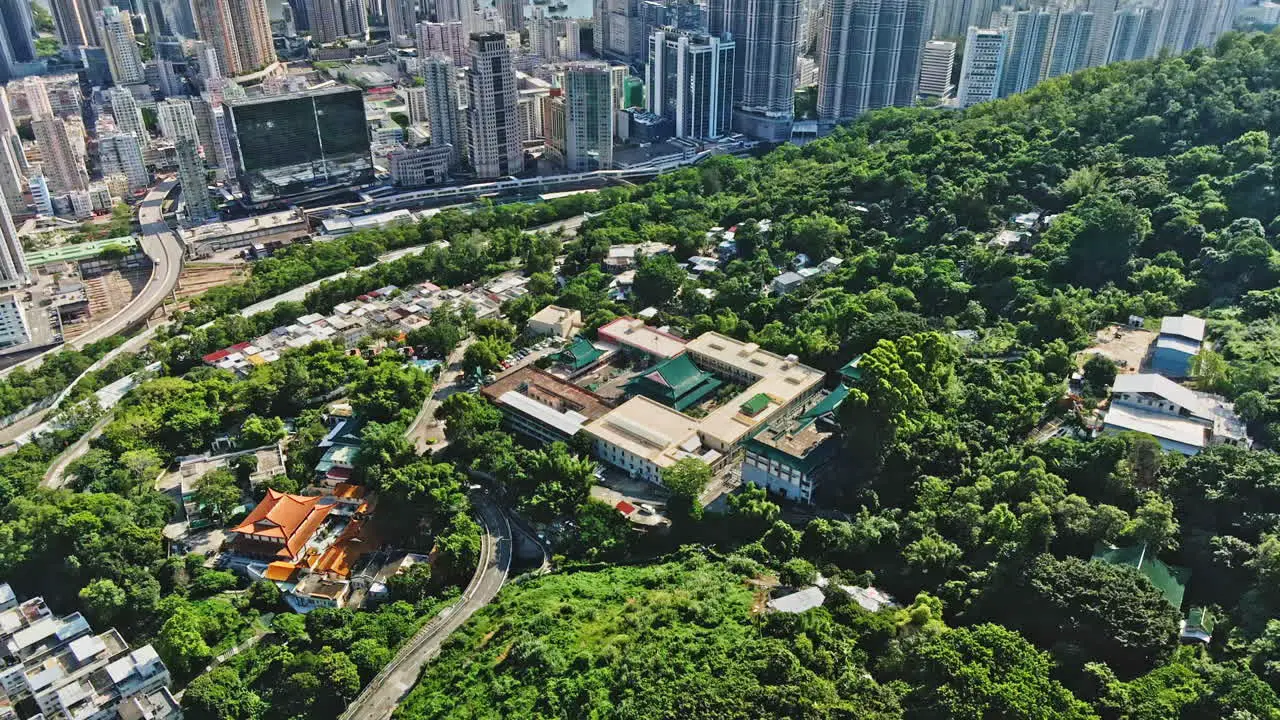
225,85,373,206
466,32,524,178
1045,9,1093,79
999,9,1051,97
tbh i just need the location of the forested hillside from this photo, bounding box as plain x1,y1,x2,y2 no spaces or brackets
397,31,1280,719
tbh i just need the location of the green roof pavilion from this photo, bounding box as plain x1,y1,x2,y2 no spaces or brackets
625,353,722,411
555,337,605,371
1092,542,1190,610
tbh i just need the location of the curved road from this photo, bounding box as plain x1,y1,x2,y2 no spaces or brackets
338,496,513,720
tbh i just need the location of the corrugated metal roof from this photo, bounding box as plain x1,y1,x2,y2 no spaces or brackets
1159,314,1206,342
1111,373,1208,418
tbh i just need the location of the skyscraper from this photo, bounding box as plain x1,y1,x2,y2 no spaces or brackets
497,0,523,31
563,61,614,171
306,0,367,41
386,0,416,41
417,20,467,65
28,80,88,196
50,0,99,47
0,0,38,83
999,9,1051,97
107,88,148,142
225,85,373,205
193,0,276,76
421,53,462,166
646,29,734,140
97,133,149,189
465,32,523,178
0,135,25,218
1044,9,1093,79
1085,0,1118,67
816,0,933,133
1108,5,1156,62
175,137,213,223
709,0,799,142
0,197,28,288
918,39,956,98
957,26,1006,107
595,0,645,63
97,6,147,86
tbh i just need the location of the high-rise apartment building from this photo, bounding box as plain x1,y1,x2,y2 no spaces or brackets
157,98,199,141
0,136,23,217
497,0,523,31
417,20,467,65
708,0,800,141
646,29,734,140
0,292,29,343
918,39,956,98
1085,0,1118,67
50,0,99,47
465,32,523,178
816,0,933,134
1155,0,1232,56
107,87,148,142
1044,9,1093,79
32,111,89,195
595,0,645,62
98,132,150,189
306,0,369,41
193,0,276,76
176,137,213,223
562,62,614,171
192,96,238,179
957,25,1007,107
386,0,416,41
0,197,28,288
421,53,463,166
1000,9,1051,97
97,6,147,86
1108,5,1156,62
225,85,373,205
0,0,38,83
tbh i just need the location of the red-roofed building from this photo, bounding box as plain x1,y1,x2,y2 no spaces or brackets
229,490,334,562
615,500,636,516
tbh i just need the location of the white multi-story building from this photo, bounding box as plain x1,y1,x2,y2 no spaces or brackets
32,116,89,195
466,32,524,178
1108,5,1158,63
958,26,1007,108
0,584,179,720
646,29,735,140
106,87,148,142
918,40,957,99
96,6,146,86
98,133,150,190
389,144,453,186
157,98,199,141
28,174,52,215
406,85,429,125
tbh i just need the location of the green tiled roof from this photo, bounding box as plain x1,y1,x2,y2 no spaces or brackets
556,337,605,370
803,384,850,420
740,393,771,417
625,354,722,411
839,354,864,384
1092,543,1189,610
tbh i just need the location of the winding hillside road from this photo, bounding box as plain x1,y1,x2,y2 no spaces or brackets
337,496,513,720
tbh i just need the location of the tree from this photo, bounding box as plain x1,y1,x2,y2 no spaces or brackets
78,578,126,626
779,558,816,587
271,612,309,644
347,638,393,683
351,357,432,423
472,317,516,343
569,500,631,560
988,554,1181,677
463,337,511,375
182,667,267,720
633,253,686,307
193,469,242,525
1082,353,1118,395
387,562,434,602
240,415,286,447
898,624,1096,719
661,457,711,521
436,393,502,454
